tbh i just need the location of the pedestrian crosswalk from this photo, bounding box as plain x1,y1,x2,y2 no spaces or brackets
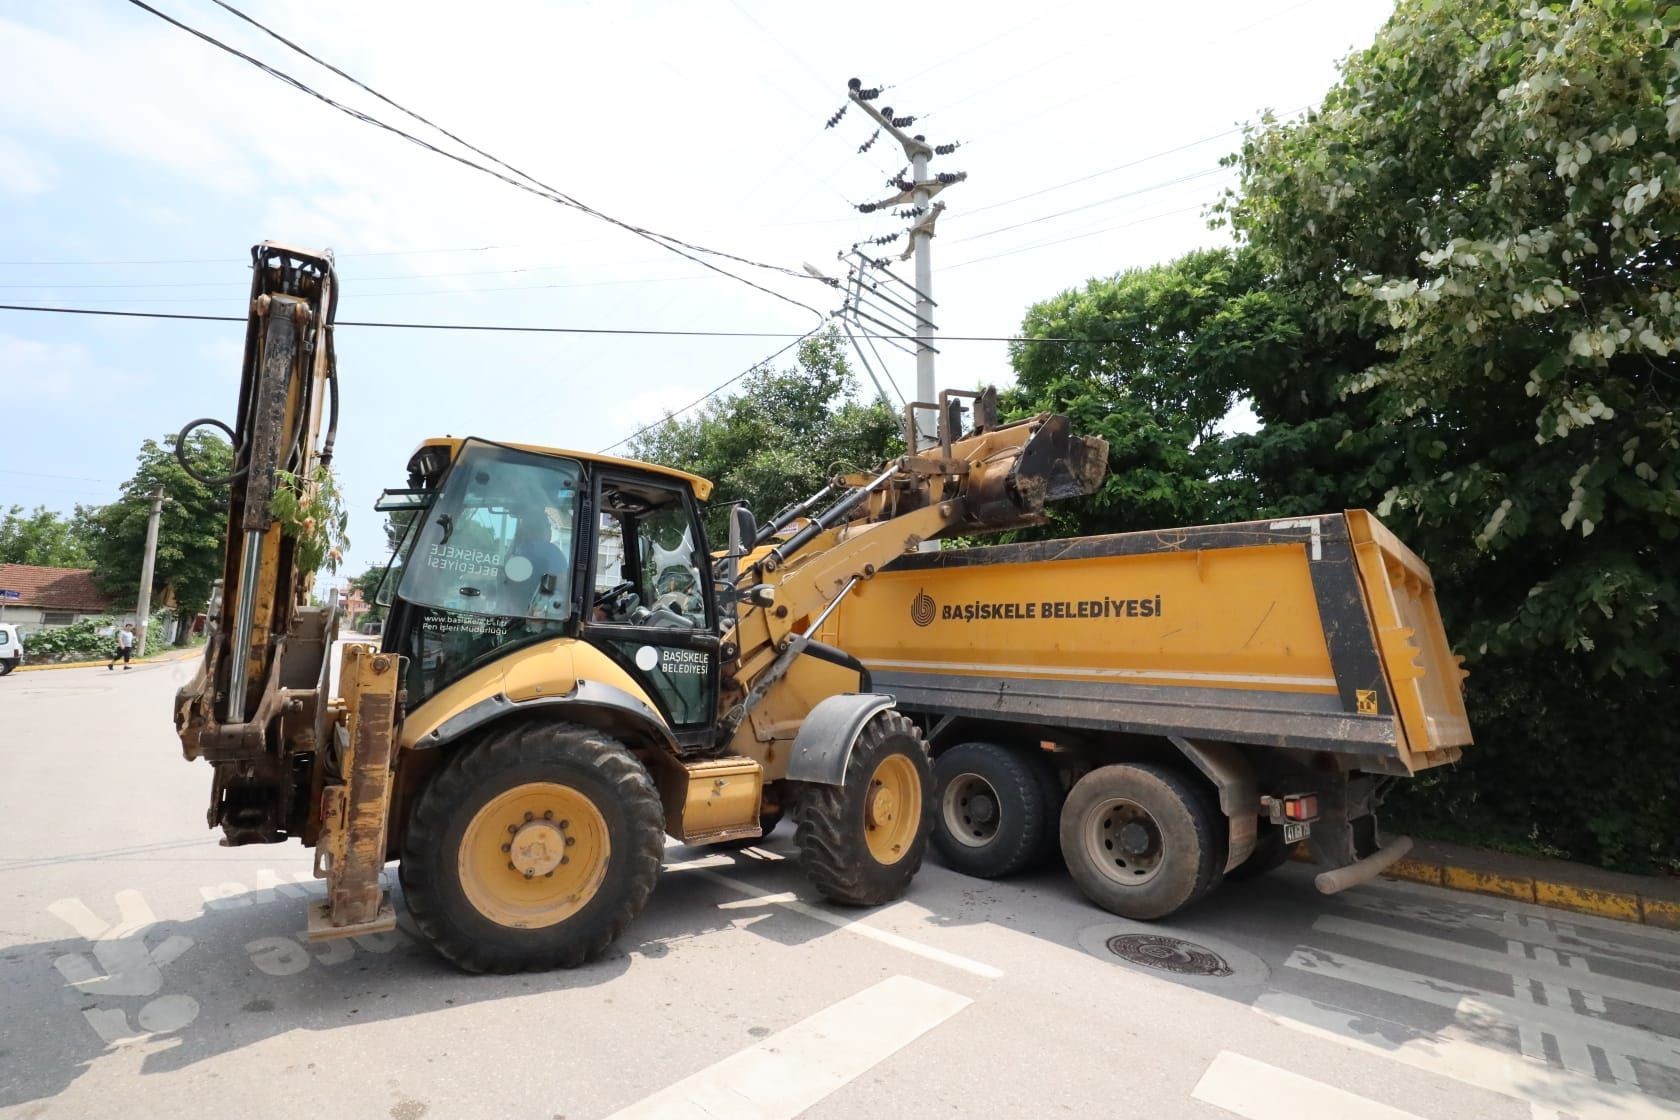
1195,879,1680,1120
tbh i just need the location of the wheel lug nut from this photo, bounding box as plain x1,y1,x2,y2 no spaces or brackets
523,870,534,880
501,843,511,853
561,855,570,865
543,810,554,820
544,871,554,878
524,812,534,822
507,861,516,870
565,836,576,846
507,825,518,835
558,819,569,829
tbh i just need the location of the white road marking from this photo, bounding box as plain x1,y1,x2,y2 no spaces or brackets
45,889,200,1043
1285,947,1680,1068
1192,1050,1424,1120
1347,897,1680,975
1352,878,1680,945
689,867,1004,979
1254,993,1680,1120
1314,914,1680,1014
602,975,970,1120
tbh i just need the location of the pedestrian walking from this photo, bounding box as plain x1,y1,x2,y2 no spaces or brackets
109,623,136,670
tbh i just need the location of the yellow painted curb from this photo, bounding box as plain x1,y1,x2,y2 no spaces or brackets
1441,865,1535,903
1534,881,1642,922
1291,841,1676,929
1643,898,1680,931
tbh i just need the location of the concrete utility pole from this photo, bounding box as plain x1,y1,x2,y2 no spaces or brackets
135,486,165,655
841,79,965,449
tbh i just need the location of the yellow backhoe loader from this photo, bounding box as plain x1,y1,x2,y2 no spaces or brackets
170,243,1106,972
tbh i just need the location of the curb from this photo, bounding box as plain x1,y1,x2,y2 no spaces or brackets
13,647,202,673
1290,844,1678,930
1381,855,1679,930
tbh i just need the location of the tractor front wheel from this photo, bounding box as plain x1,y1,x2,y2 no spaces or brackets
399,721,663,973
796,710,933,906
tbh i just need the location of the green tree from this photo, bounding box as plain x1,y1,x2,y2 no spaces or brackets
1007,247,1311,537
1220,0,1680,869
628,331,902,537
87,432,234,630
0,504,98,568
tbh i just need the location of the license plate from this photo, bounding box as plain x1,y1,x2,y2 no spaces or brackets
1283,821,1310,843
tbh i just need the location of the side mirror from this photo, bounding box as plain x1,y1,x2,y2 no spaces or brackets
727,505,757,561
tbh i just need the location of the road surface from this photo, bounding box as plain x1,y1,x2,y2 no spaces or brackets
4,659,1679,1119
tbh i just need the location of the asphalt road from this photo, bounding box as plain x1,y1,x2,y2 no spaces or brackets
4,659,1680,1120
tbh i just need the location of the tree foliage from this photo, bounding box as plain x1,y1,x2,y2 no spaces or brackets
86,432,234,619
0,504,97,568
627,332,902,537
1010,0,1680,870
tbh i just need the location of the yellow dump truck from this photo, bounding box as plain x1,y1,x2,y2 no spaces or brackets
818,510,1472,920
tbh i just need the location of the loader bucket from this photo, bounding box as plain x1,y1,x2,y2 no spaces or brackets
960,413,1108,528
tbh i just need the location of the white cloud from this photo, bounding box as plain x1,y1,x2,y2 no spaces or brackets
0,135,55,195
0,333,149,403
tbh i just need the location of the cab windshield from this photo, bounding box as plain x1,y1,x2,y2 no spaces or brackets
398,442,581,622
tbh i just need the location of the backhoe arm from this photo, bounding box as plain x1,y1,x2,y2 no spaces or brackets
722,392,1107,750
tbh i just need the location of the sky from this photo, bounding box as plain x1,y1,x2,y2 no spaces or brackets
0,0,1396,582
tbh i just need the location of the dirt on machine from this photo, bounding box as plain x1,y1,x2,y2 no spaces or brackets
169,243,1108,972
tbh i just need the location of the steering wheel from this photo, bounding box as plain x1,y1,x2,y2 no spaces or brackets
594,580,634,605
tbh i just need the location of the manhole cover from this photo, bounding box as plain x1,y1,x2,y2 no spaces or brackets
1104,933,1233,977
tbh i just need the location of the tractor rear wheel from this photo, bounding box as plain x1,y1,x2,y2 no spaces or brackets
399,721,663,973
796,710,933,906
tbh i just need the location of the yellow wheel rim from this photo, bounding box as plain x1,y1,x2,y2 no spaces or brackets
458,782,610,929
864,754,921,866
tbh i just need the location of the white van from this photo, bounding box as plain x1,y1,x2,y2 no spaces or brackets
0,624,22,675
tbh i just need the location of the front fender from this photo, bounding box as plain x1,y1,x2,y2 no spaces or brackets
785,692,896,786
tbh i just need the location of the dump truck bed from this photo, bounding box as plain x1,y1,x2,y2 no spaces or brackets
825,511,1471,774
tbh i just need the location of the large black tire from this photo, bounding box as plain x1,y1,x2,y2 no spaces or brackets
0,657,15,676
1226,820,1295,881
796,710,933,906
931,742,1060,878
399,721,664,973
1059,763,1223,921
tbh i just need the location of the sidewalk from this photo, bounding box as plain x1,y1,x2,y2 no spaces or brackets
13,645,202,673
1383,837,1680,929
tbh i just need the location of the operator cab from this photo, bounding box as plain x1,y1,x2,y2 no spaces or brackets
373,438,722,747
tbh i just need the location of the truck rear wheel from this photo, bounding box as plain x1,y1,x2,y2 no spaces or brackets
932,742,1059,878
1059,763,1222,920
796,710,933,906
399,721,664,973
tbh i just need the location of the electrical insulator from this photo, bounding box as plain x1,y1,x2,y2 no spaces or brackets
934,142,960,155
848,77,862,90
858,129,880,154
858,87,882,100
858,202,877,214
891,116,915,128
825,105,848,129
937,171,965,184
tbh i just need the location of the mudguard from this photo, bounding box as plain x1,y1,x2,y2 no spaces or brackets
785,692,897,786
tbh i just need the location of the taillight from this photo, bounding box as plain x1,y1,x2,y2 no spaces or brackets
1263,793,1320,824
1283,794,1318,821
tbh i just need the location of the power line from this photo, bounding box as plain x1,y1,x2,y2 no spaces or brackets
961,126,1252,217
122,0,827,322
944,203,1210,270
0,303,1144,344
951,167,1231,243
598,329,824,454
